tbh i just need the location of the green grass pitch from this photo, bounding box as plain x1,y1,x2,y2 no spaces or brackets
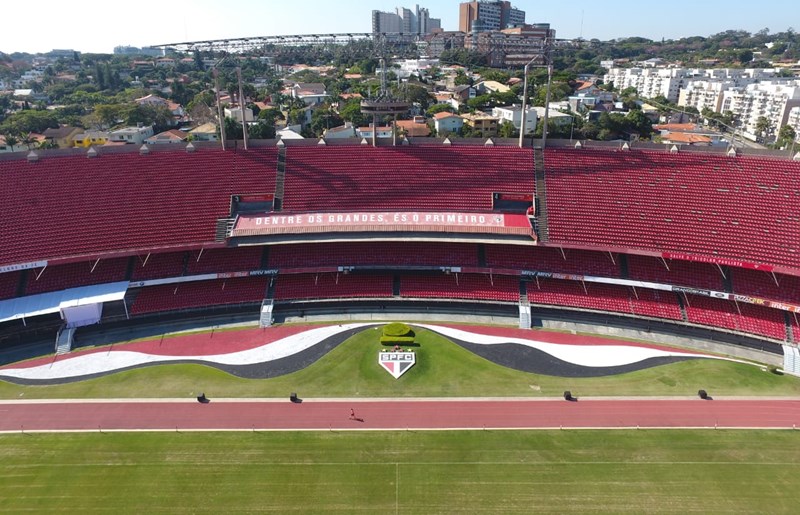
1,430,800,513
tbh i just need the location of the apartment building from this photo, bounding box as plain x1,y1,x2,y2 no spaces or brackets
720,81,800,140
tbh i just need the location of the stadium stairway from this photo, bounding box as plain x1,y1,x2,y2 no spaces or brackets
534,149,550,242
55,326,75,355
619,254,630,279
675,291,689,322
273,146,287,211
722,266,733,293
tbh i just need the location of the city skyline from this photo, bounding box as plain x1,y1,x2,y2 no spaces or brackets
1,0,797,54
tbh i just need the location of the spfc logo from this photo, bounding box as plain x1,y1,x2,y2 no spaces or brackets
378,352,416,379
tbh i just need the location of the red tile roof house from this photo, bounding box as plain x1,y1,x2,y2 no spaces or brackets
145,129,188,145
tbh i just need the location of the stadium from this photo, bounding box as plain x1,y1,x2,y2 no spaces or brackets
2,138,800,511
0,139,798,353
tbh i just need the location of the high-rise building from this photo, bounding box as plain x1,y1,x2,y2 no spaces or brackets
372,4,442,35
458,1,525,33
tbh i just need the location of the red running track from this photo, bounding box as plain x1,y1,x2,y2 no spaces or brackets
1,399,800,432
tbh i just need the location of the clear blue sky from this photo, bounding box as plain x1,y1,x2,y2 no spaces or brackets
1,0,796,54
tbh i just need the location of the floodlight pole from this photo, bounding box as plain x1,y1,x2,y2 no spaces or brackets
237,67,249,150
541,64,553,150
213,68,226,151
518,59,532,148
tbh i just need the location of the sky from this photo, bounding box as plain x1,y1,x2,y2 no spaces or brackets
1,0,797,54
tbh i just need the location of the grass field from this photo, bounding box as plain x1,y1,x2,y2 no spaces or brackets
1,326,798,399
1,430,799,513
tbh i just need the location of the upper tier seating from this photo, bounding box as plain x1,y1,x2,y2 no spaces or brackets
0,271,21,300
282,145,535,213
544,148,800,270
274,273,393,300
269,242,479,268
627,255,724,290
131,277,268,315
25,258,129,295
186,247,264,275
131,252,187,281
0,148,277,267
730,268,800,304
400,273,519,302
683,294,786,340
485,245,620,276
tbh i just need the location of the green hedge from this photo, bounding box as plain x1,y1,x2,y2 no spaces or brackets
382,323,414,338
380,335,416,345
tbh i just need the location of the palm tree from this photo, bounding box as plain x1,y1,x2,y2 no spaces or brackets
20,132,39,150
3,134,19,151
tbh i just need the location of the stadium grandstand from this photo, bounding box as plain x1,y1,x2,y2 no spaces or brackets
0,139,799,359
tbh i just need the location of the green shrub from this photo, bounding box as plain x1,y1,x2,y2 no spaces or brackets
380,335,416,345
382,323,414,338
380,323,415,344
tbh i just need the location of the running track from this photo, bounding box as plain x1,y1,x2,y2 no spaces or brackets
2,399,800,432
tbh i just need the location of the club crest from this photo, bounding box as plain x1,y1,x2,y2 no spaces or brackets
378,351,416,379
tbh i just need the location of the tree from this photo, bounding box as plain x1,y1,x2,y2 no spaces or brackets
224,117,243,140
755,116,773,142
338,100,366,127
777,124,796,147
498,120,518,138
20,132,38,150
403,84,432,110
454,71,472,86
3,134,19,150
426,103,454,116
310,107,343,136
248,122,275,139
738,50,754,64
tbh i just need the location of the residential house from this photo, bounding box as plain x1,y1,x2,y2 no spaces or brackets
396,117,432,138
461,112,498,137
323,123,357,139
475,80,511,95
533,107,573,128
433,112,463,135
492,105,538,134
653,123,725,146
109,125,155,145
356,125,393,139
189,123,218,142
135,94,187,125
145,129,188,145
72,130,110,147
276,127,304,140
224,106,255,123
42,126,83,148
289,83,329,105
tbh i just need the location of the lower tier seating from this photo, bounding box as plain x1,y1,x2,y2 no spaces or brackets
274,273,393,300
131,277,268,314
731,268,800,304
186,247,264,275
627,255,724,290
0,271,20,300
131,252,186,281
524,278,684,318
26,258,130,295
683,294,786,340
400,274,519,302
269,242,479,268
485,245,620,276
